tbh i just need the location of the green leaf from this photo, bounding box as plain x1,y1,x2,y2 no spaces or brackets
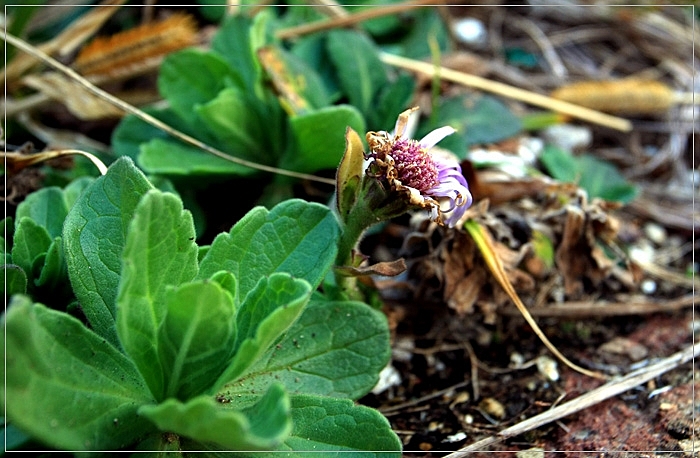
209,270,238,299
258,45,330,113
396,8,449,59
1,216,14,254
158,49,242,126
426,94,522,157
195,87,274,163
347,1,403,37
211,14,264,94
35,237,71,300
11,217,52,279
3,422,33,451
540,146,638,203
224,300,391,401
198,199,340,303
117,190,199,400
576,154,638,204
138,138,256,176
291,34,341,103
139,384,292,451
281,395,401,456
3,265,27,296
284,105,365,174
158,281,237,400
112,108,184,161
64,157,154,347
539,145,578,183
2,297,155,450
370,73,416,131
15,187,67,239
214,273,311,389
326,30,388,116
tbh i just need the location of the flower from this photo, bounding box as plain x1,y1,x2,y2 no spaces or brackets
365,107,473,227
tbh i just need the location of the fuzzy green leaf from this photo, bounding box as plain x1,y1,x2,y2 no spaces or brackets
224,300,390,401
211,14,265,93
15,187,67,239
158,281,237,400
213,273,311,389
112,108,184,161
280,395,401,456
139,384,291,451
63,157,154,347
425,94,522,156
326,30,388,116
198,199,340,303
370,73,416,131
284,105,365,174
117,189,199,400
1,297,155,451
540,146,638,203
3,265,27,296
158,49,242,126
138,138,256,176
195,87,275,164
11,217,52,279
35,237,71,300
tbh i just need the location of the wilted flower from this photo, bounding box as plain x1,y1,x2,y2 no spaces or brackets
365,107,473,227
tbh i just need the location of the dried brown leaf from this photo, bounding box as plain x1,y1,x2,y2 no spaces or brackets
22,72,124,120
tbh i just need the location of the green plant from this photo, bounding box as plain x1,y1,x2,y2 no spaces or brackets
110,12,415,195
539,145,638,204
2,157,400,454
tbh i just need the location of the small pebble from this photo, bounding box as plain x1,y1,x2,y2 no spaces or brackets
479,397,506,419
542,124,592,152
428,421,442,432
371,364,401,395
641,279,657,294
510,352,525,367
453,17,487,45
536,355,559,382
516,448,545,458
443,431,467,443
599,337,649,361
643,222,667,245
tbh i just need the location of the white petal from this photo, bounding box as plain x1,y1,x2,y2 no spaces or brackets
419,126,456,149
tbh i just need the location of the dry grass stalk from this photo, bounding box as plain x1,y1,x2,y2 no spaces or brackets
276,0,448,40
501,294,695,318
378,52,633,132
22,72,125,120
3,149,108,175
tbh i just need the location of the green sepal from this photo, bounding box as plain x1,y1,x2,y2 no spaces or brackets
335,127,366,222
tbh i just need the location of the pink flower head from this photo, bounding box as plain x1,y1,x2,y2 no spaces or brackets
365,107,473,227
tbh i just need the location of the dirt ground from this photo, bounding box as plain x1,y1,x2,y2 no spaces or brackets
3,3,697,455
